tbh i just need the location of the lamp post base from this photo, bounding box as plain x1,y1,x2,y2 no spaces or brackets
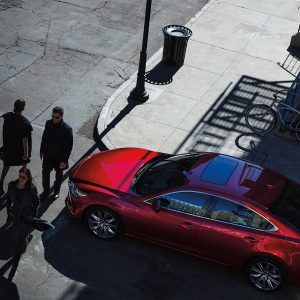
129,87,149,103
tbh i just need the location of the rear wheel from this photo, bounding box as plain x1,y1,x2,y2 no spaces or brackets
245,105,276,135
247,258,285,292
84,207,121,240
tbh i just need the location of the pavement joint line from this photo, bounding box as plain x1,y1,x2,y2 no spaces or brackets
189,38,241,54
96,0,218,150
31,122,46,129
183,63,224,76
1,87,52,104
0,55,42,85
186,38,290,65
219,0,300,23
239,11,273,58
218,0,272,15
105,107,184,130
54,0,94,10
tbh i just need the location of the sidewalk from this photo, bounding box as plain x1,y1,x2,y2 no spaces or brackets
97,0,300,184
0,0,300,298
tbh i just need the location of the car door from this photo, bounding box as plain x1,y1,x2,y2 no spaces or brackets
132,191,211,253
197,196,267,267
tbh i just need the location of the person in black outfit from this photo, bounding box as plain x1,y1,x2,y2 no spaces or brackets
0,99,33,197
6,167,40,281
40,106,73,201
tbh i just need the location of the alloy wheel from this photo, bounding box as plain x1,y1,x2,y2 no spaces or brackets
248,260,282,292
88,209,118,239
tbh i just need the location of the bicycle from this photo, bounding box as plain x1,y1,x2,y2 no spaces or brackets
245,89,300,141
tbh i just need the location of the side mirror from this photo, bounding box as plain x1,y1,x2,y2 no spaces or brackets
151,198,161,212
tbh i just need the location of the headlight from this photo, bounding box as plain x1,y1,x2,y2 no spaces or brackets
68,180,87,198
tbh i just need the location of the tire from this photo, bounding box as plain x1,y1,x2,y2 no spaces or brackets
246,258,285,292
84,206,122,240
295,119,300,142
245,105,276,135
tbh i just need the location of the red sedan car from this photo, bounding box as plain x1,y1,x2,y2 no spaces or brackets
66,147,300,292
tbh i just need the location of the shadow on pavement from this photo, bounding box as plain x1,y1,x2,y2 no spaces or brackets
145,61,180,85
37,73,300,299
38,96,139,217
0,277,19,300
0,224,17,260
41,211,299,300
173,75,300,182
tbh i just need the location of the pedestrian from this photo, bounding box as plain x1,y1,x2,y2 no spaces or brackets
6,167,39,281
40,106,73,201
0,99,33,198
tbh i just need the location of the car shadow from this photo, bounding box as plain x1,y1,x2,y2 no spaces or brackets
42,212,299,300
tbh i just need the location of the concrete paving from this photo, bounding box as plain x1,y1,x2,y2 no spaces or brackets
1,0,300,298
0,0,210,298
97,0,300,185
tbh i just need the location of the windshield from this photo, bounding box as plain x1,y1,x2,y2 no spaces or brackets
270,180,300,231
134,153,203,195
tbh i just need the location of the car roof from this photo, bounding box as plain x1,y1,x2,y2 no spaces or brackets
184,153,286,209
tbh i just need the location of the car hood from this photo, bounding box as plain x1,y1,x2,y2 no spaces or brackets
71,148,162,192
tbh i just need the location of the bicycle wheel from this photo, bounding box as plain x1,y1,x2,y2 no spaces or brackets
295,119,300,142
245,104,277,135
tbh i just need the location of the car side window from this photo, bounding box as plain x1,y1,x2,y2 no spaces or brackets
209,197,274,230
155,192,211,217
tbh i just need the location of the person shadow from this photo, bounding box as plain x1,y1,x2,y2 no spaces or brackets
0,276,20,300
0,222,20,300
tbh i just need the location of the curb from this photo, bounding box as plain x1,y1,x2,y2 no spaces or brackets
96,0,217,150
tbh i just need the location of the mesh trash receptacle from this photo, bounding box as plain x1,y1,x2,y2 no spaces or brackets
162,25,192,67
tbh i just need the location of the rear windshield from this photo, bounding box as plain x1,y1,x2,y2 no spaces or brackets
270,180,300,230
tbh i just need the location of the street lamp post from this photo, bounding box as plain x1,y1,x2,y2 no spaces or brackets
129,0,152,102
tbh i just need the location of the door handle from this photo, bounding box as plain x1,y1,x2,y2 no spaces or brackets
243,236,259,244
181,222,196,229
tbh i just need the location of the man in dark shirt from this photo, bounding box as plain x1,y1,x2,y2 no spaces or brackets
0,100,32,197
40,106,73,201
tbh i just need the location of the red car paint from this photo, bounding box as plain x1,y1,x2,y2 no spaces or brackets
66,148,300,286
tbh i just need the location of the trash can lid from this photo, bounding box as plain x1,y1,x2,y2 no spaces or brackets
163,25,192,38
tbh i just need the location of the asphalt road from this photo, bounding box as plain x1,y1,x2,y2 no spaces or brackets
1,0,300,299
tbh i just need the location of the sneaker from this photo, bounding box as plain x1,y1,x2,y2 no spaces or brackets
22,234,33,254
52,193,59,201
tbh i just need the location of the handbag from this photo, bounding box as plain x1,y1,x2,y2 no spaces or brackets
26,218,55,232
12,194,55,232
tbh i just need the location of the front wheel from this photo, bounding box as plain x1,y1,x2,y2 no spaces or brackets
245,105,276,135
247,258,285,292
84,207,122,240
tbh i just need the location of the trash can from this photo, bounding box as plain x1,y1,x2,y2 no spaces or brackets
162,25,192,67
